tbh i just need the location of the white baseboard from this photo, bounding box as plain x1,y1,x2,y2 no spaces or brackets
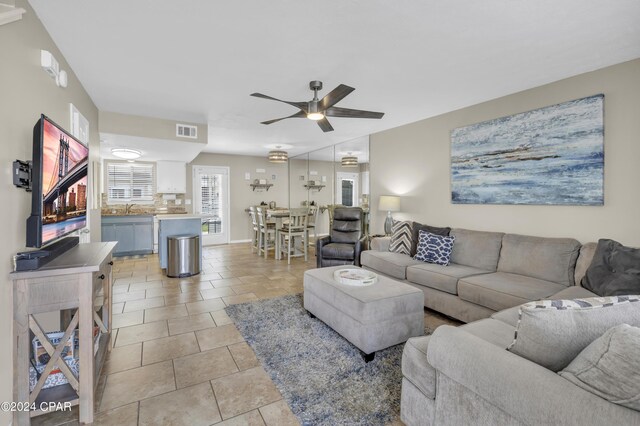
230,239,252,244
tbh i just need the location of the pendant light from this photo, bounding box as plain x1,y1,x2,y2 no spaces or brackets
341,152,358,167
268,146,288,163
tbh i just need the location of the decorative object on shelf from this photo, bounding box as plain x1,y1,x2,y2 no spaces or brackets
333,268,378,286
341,153,359,167
451,94,604,205
378,195,400,235
304,182,326,191
111,148,141,160
250,182,273,191
268,146,288,163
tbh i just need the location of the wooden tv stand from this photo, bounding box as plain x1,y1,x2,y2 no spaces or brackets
9,242,117,425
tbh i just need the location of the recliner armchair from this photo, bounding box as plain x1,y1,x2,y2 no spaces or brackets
316,207,366,268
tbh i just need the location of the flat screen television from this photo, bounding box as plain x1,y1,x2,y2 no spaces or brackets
27,115,89,248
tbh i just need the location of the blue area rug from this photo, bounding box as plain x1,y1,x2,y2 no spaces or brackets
225,294,430,426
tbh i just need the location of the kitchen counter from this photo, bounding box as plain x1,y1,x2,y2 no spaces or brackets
156,214,208,220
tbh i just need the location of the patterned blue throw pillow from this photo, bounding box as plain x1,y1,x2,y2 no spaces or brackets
414,230,455,265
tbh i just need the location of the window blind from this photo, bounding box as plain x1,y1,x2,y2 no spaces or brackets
107,162,155,202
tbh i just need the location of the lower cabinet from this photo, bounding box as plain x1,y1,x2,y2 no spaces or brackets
102,215,154,256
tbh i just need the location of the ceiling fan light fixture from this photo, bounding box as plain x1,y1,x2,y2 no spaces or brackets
307,112,325,121
341,155,359,167
268,149,288,163
111,148,142,160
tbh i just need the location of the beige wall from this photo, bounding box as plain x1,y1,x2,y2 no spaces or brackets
370,59,640,246
0,1,100,423
188,153,289,241
99,110,207,144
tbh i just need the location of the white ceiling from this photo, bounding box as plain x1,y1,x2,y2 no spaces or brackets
30,0,640,158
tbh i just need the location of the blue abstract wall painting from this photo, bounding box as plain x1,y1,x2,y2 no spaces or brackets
450,94,604,205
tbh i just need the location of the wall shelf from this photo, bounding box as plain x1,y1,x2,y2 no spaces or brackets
250,183,273,191
304,184,326,191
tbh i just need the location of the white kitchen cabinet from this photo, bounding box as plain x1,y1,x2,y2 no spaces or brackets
157,161,187,193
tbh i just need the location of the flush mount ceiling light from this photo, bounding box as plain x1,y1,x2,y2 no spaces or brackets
111,148,142,160
268,146,288,163
341,152,359,167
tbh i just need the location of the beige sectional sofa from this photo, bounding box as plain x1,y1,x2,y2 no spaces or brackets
363,229,640,425
361,228,598,323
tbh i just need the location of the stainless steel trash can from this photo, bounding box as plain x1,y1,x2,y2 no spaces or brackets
167,234,200,278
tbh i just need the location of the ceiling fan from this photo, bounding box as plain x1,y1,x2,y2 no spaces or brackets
250,81,384,132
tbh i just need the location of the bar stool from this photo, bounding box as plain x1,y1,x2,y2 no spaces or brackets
256,206,276,259
278,208,308,264
306,205,319,247
248,206,260,253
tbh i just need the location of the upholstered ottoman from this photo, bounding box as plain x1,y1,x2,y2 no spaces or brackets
303,266,424,361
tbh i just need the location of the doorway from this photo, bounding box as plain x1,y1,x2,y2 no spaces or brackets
193,166,229,245
336,172,359,207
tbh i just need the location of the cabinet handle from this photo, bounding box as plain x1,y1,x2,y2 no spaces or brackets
98,274,105,280
108,261,114,266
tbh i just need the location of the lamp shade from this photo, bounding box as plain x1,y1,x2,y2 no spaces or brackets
378,195,400,212
268,150,288,163
341,156,358,167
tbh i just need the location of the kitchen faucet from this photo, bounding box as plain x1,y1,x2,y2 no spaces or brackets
125,203,136,214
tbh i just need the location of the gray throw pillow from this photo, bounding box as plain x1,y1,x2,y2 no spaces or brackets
410,222,450,257
389,221,413,256
559,324,640,411
582,239,640,296
507,295,640,372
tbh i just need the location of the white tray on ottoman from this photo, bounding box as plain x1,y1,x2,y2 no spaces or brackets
303,265,424,362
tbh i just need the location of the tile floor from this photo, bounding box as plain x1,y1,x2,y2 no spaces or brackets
35,243,459,426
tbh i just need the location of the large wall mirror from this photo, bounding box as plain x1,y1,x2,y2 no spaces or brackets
288,136,370,240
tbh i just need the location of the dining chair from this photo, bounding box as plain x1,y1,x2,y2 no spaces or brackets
278,208,309,264
248,206,260,253
256,206,276,259
306,205,319,247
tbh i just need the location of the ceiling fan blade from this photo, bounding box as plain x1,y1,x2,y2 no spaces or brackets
317,117,334,132
260,110,306,125
250,93,308,112
325,106,385,119
319,84,355,110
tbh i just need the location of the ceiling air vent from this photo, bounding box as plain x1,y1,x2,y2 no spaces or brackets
176,123,197,139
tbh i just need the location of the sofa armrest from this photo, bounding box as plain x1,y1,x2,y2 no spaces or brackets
427,326,640,425
370,236,391,252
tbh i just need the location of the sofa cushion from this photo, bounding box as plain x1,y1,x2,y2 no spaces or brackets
406,262,490,295
575,242,597,285
414,231,455,266
389,220,413,255
410,222,451,257
497,234,581,286
360,250,422,280
491,285,599,327
508,295,640,371
559,324,640,411
458,272,566,312
402,336,437,399
460,318,515,349
449,228,503,271
321,243,355,260
582,239,640,296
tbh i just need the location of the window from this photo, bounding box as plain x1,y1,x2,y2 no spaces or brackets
106,162,155,204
